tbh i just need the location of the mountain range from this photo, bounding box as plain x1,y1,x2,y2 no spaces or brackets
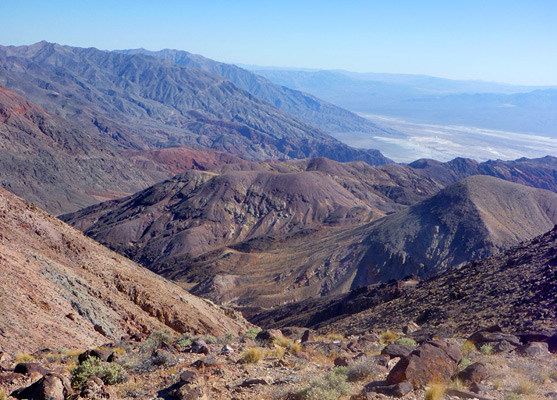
61,156,557,308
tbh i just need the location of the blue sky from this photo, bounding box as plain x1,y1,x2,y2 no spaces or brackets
2,0,556,85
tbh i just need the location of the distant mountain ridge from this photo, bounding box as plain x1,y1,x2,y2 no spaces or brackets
253,68,557,137
0,42,391,165
119,48,400,140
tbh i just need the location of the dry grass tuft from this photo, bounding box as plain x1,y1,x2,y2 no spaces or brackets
424,383,445,400
512,379,536,395
15,352,35,363
461,340,476,356
380,330,398,344
241,348,264,364
326,333,344,341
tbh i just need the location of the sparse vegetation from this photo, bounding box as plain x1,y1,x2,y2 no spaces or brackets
395,336,417,346
296,368,350,400
241,348,264,364
505,394,522,400
219,331,236,344
176,333,192,348
424,383,445,400
346,357,379,382
380,330,398,344
140,330,171,352
244,327,261,340
326,333,344,341
512,379,536,395
204,335,217,344
71,357,125,389
15,352,35,363
480,343,494,355
461,339,476,356
289,342,302,355
0,388,6,400
458,356,473,371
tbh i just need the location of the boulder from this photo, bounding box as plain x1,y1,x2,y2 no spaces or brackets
301,329,314,343
255,329,283,343
468,329,521,349
80,376,105,398
362,380,413,398
402,322,420,335
492,340,514,353
238,377,272,387
190,339,210,355
516,342,550,357
170,384,208,400
381,344,414,359
454,362,488,384
545,333,557,353
333,356,350,367
386,340,462,389
179,370,198,385
78,349,111,363
12,373,72,400
14,363,50,376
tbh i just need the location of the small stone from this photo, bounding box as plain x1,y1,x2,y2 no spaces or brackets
220,345,234,355
238,377,271,387
191,339,210,355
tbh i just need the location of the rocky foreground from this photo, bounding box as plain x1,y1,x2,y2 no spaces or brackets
0,325,555,400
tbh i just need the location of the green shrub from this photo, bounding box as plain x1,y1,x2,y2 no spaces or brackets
458,357,473,371
479,343,493,355
297,368,350,400
71,357,125,389
204,335,217,344
176,333,192,348
140,330,171,352
394,337,417,346
218,332,236,344
244,327,261,340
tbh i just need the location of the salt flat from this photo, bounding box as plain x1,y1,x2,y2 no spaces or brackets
334,114,557,163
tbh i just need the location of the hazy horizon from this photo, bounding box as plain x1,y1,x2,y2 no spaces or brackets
2,0,557,86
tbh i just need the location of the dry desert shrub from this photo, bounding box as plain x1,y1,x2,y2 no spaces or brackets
424,383,445,400
241,347,264,364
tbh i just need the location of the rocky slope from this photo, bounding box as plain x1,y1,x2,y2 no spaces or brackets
0,42,391,165
351,174,557,285
0,186,248,353
323,224,557,335
0,86,171,214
